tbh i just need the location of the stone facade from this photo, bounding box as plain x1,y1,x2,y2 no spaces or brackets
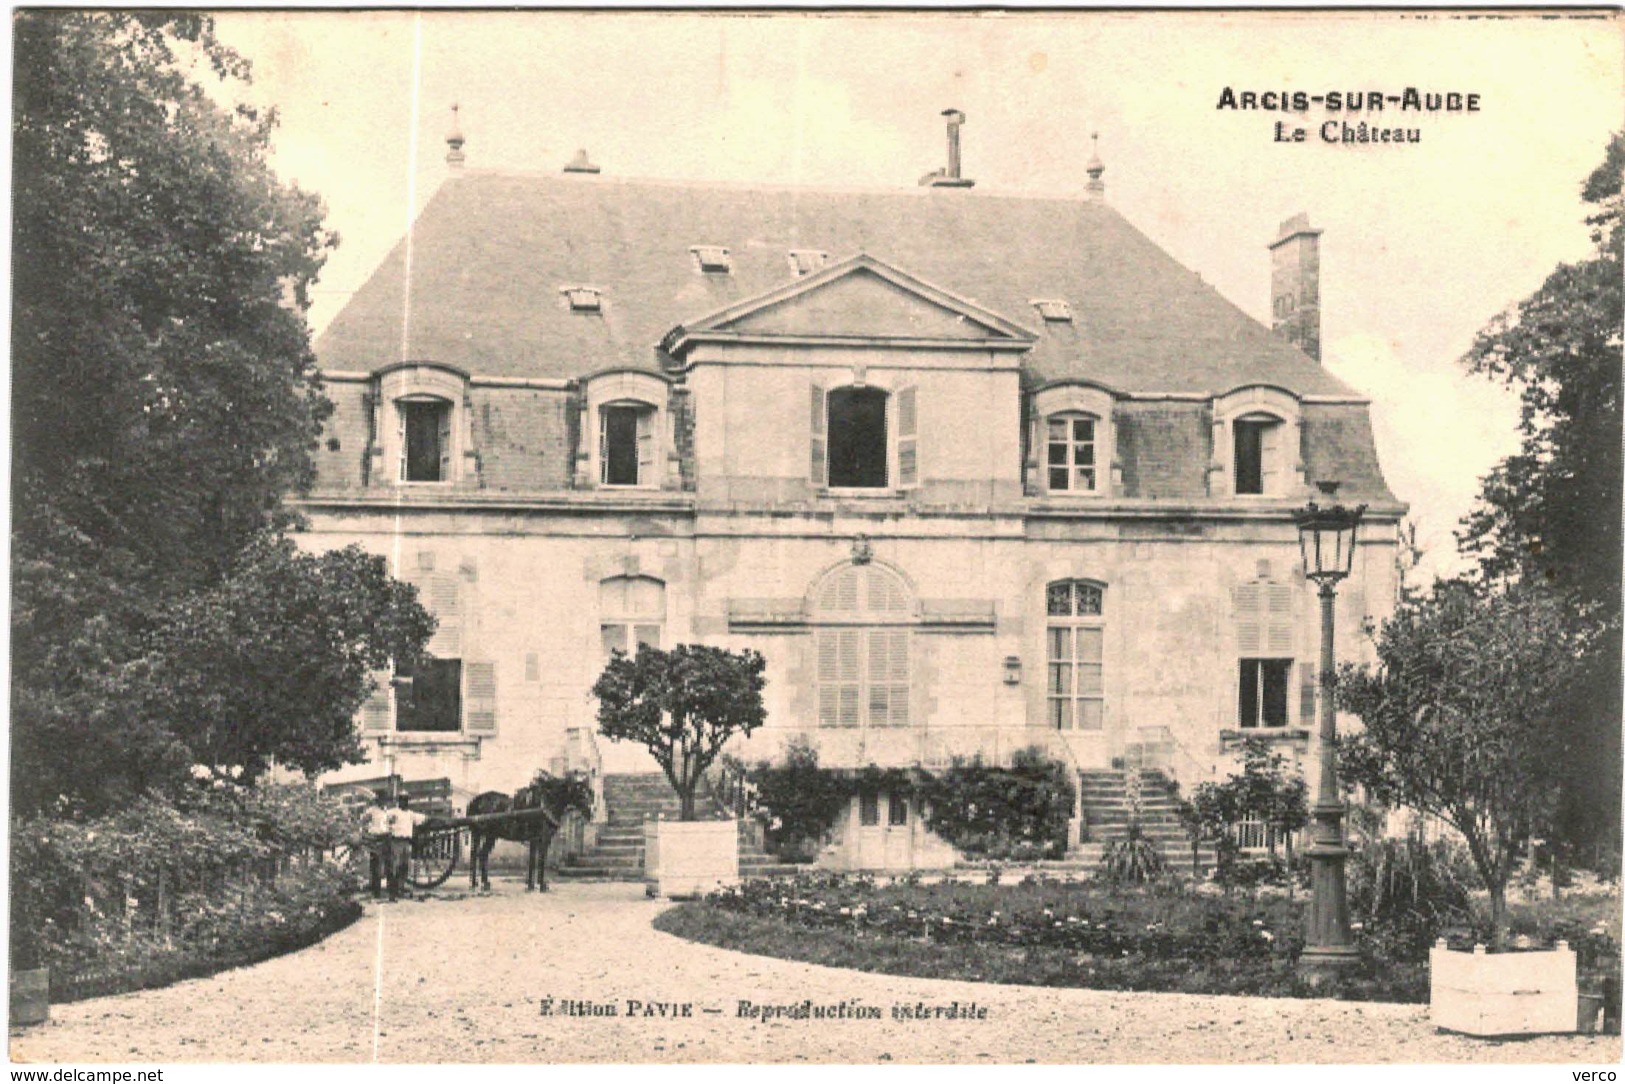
302,167,1403,867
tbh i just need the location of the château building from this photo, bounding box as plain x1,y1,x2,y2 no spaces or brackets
306,116,1402,869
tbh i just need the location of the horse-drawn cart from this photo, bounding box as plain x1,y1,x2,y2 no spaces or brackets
325,773,588,891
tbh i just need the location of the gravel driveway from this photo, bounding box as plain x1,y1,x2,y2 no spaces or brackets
11,880,1619,1064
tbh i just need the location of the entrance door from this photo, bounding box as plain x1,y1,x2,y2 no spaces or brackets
851,791,913,870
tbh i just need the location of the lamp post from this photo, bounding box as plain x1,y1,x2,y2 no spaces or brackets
1292,480,1366,976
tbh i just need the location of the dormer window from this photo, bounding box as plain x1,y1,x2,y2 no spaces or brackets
400,398,452,482
561,286,602,313
1031,384,1115,497
581,370,671,491
1212,385,1304,498
372,364,470,488
788,249,829,276
1046,414,1098,492
690,245,731,274
1031,299,1073,323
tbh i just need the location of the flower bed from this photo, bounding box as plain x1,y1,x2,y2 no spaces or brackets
656,871,1443,1002
704,871,1295,962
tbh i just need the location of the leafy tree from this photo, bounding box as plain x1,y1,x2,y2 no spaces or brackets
1336,583,1592,943
128,537,435,785
10,13,430,815
746,740,851,860
1456,131,1623,858
592,644,768,821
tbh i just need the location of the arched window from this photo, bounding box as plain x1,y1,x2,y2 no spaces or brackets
1031,383,1115,497
811,563,912,729
583,371,669,490
1233,412,1285,496
600,575,665,658
1046,580,1105,730
1045,412,1099,493
599,401,656,487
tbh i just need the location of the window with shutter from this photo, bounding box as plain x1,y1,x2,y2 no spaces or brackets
1234,580,1296,728
600,405,644,486
826,386,889,488
896,386,919,488
636,407,657,485
811,562,912,731
1233,412,1285,496
401,399,452,483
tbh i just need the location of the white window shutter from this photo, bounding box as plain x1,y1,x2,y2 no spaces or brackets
438,405,453,481
896,385,919,489
809,383,827,487
397,403,408,481
1265,585,1295,654
1260,421,1283,495
428,573,462,657
636,408,657,486
361,670,393,732
1299,662,1318,727
1234,584,1264,655
465,661,497,734
598,408,610,485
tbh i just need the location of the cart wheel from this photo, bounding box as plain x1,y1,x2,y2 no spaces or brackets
409,830,461,889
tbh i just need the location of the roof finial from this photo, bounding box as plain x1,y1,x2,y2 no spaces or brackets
445,103,466,169
1085,132,1105,202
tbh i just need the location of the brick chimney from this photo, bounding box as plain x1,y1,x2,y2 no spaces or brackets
1268,213,1322,361
920,109,975,188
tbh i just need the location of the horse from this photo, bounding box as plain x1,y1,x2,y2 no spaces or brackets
466,771,596,892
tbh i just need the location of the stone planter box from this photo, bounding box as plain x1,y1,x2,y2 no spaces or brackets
645,818,739,899
1430,939,1578,1037
10,967,50,1027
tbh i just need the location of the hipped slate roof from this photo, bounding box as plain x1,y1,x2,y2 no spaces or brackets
317,170,1361,398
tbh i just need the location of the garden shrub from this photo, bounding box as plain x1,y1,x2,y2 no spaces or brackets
1347,834,1477,961
1101,831,1166,885
10,782,362,996
916,747,1074,860
747,741,855,860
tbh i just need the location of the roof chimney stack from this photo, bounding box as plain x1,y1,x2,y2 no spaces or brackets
1268,213,1324,361
445,103,466,170
921,108,975,188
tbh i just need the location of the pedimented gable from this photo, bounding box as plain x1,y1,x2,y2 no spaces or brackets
729,268,1007,340
662,254,1036,354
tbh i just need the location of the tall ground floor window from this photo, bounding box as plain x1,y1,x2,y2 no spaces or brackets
1047,580,1104,730
1238,658,1291,728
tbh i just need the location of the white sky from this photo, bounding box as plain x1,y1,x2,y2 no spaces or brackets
211,10,1623,578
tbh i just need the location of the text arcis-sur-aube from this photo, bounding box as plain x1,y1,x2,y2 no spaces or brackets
1217,86,1483,146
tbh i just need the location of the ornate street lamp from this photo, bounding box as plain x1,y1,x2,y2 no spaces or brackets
1292,480,1367,975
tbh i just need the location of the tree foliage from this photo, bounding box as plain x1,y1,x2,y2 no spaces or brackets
1335,583,1592,942
1180,737,1309,879
592,644,768,820
10,13,428,815
1455,131,1623,856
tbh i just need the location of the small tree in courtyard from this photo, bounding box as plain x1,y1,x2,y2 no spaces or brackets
1335,582,1594,945
592,644,767,821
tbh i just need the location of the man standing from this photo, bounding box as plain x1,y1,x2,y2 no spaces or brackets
363,790,392,899
385,794,425,902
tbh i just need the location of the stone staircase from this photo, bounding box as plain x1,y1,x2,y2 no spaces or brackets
554,772,796,881
1071,768,1215,876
